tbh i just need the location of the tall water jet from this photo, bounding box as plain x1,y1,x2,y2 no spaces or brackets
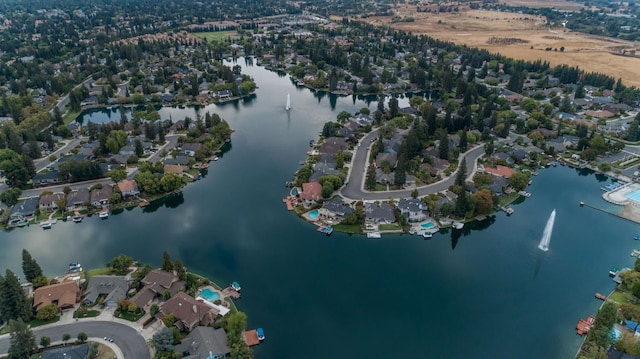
538,209,556,251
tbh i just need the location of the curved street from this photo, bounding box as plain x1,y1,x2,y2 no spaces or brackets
0,321,150,359
340,129,485,201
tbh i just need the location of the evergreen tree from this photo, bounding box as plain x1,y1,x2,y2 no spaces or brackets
8,318,36,359
0,270,32,322
365,164,377,191
134,139,144,157
21,249,43,283
388,97,399,119
162,251,173,272
173,259,186,281
455,157,467,186
454,188,468,218
438,133,449,160
459,127,468,152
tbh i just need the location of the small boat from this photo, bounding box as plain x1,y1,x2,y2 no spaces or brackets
452,221,464,230
40,221,52,229
317,225,333,235
72,215,83,223
634,234,640,240
285,93,291,111
17,220,28,227
231,281,242,292
367,232,381,238
609,267,619,277
214,156,219,161
99,211,109,219
256,328,265,341
422,232,433,239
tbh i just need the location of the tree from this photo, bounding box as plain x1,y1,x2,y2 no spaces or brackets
0,269,32,322
22,249,44,283
7,319,36,359
365,164,377,191
438,133,449,160
162,313,176,327
162,251,173,272
455,157,467,186
36,304,58,321
509,172,530,191
106,254,133,275
39,336,51,348
0,188,21,206
77,332,88,343
152,327,175,351
454,188,468,217
473,189,494,215
336,111,350,124
150,304,160,316
173,259,186,281
62,333,71,345
134,139,144,157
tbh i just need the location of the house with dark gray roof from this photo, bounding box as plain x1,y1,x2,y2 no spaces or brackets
376,152,397,169
375,168,394,185
66,188,90,212
164,155,190,166
131,269,185,309
33,171,61,186
364,202,396,225
42,343,89,359
174,326,231,359
83,275,129,307
397,199,428,222
319,197,354,222
10,197,39,221
318,137,348,155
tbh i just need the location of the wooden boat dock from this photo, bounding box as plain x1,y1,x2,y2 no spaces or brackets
595,292,607,301
576,315,595,335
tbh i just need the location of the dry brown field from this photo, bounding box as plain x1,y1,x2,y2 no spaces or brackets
499,0,585,10
361,5,640,86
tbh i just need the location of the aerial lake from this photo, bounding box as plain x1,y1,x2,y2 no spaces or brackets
1,58,636,358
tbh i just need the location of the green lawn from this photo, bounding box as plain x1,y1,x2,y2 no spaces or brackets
115,310,145,322
30,316,60,328
379,224,401,231
63,110,81,124
609,289,632,304
498,193,519,206
74,309,100,318
192,31,238,42
333,223,362,233
85,268,114,282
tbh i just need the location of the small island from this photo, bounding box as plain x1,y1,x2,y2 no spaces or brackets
0,249,262,359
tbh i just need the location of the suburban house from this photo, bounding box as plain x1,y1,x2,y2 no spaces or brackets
32,171,61,186
319,197,354,222
157,292,219,332
484,165,516,179
118,179,140,198
42,343,89,359
65,188,90,212
174,327,231,359
131,269,185,309
364,202,396,225
182,143,202,157
39,193,65,212
397,199,428,222
164,164,188,175
300,182,322,204
33,280,80,310
164,155,190,166
9,197,39,222
318,137,348,155
90,185,114,207
83,275,129,307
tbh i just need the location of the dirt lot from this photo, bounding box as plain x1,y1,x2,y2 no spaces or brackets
499,0,585,11
363,5,640,86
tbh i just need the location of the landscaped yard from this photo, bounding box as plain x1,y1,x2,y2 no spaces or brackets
30,316,60,328
63,110,81,124
379,224,402,231
498,193,519,206
609,289,634,304
115,310,145,322
85,267,114,282
333,223,362,233
95,343,117,359
74,309,101,318
192,31,238,42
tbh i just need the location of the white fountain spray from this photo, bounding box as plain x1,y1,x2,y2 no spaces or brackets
538,209,556,251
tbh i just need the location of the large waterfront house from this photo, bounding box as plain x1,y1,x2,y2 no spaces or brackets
65,188,90,212
90,185,114,207
131,269,185,308
157,292,219,332
83,275,129,307
118,179,140,198
33,280,80,310
174,326,231,359
39,192,65,212
364,202,396,225
300,182,322,204
10,197,39,222
42,343,89,359
397,199,428,222
319,197,354,222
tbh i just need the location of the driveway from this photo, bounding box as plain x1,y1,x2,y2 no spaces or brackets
0,321,149,359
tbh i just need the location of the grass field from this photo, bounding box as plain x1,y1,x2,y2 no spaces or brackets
333,223,362,233
63,110,81,124
362,5,640,87
192,31,238,42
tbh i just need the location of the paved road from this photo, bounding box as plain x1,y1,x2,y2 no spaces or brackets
340,130,486,201
0,321,149,358
34,137,85,172
20,178,115,199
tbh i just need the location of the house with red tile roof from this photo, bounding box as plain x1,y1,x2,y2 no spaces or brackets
300,182,322,203
484,165,516,178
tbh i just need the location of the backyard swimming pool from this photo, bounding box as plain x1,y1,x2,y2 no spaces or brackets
200,288,220,302
308,209,319,220
421,222,435,229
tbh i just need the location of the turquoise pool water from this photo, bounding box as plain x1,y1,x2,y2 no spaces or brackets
200,288,220,302
626,188,640,202
421,222,435,229
308,209,319,220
